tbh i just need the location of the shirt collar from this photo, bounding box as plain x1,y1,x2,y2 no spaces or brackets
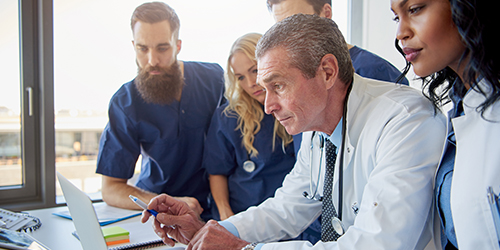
449,80,472,118
320,117,343,151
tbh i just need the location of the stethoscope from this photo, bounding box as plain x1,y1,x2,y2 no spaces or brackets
302,83,352,237
242,140,287,173
243,154,256,173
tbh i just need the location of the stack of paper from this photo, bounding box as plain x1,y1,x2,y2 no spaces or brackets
102,226,130,246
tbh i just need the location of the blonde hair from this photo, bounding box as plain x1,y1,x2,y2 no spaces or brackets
225,33,293,157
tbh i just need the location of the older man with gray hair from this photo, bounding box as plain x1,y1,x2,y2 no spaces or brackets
142,14,445,250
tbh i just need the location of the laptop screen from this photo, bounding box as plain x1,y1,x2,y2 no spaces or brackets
57,172,108,250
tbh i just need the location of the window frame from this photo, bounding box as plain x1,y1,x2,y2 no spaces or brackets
0,0,56,211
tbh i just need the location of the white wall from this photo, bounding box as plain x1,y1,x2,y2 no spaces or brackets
352,0,420,88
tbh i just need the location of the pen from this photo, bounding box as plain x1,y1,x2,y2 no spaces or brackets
129,195,158,217
487,187,500,242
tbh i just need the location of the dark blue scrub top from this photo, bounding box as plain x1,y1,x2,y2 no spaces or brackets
96,61,224,220
350,46,409,85
203,103,296,220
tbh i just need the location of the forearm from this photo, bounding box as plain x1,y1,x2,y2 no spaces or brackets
209,174,234,219
101,175,158,210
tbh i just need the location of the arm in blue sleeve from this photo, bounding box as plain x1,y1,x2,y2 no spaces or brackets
203,106,238,176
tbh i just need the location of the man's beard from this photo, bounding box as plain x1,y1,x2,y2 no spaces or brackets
134,61,184,105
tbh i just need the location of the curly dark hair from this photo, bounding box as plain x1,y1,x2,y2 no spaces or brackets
396,0,500,117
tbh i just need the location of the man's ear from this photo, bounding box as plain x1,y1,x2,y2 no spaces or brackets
320,4,333,19
320,54,339,90
176,39,182,55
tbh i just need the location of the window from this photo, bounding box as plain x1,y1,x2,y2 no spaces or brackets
1,0,350,210
0,0,55,210
0,1,21,188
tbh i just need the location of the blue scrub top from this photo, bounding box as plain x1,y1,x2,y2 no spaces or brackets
96,61,225,220
436,82,467,250
203,103,296,220
350,46,409,85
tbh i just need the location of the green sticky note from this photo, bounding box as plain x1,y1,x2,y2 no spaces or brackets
101,226,129,239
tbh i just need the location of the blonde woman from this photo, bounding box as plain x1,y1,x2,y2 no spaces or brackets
203,33,295,221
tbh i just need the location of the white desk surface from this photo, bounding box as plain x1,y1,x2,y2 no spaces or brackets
24,204,185,250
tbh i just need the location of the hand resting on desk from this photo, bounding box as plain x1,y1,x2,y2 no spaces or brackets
141,194,250,250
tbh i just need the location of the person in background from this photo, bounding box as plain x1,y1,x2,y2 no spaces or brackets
204,33,295,221
268,0,409,86
142,14,446,250
267,0,410,153
95,2,224,221
391,0,500,249
267,0,411,243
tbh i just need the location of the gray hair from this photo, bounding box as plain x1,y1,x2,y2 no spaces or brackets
256,14,353,83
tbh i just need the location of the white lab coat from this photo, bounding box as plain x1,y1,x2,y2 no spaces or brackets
432,78,500,250
226,74,447,250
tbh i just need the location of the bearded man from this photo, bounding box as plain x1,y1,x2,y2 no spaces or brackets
96,2,224,221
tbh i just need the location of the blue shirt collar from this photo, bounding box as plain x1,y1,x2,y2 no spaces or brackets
320,117,343,152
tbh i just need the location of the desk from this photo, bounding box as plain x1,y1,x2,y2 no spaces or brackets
24,205,185,250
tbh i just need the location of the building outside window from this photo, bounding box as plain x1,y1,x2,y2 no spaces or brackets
0,0,348,208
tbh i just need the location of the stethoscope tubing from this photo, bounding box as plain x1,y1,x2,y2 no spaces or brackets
306,132,324,201
305,83,352,221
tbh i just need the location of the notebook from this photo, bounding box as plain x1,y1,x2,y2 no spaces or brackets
52,202,141,226
57,172,185,250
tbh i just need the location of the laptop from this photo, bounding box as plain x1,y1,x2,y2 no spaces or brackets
57,172,184,250
57,172,110,250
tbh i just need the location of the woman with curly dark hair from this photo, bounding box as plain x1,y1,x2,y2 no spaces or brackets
391,0,500,249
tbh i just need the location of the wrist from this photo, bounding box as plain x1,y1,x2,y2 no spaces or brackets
241,242,258,250
219,209,234,220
